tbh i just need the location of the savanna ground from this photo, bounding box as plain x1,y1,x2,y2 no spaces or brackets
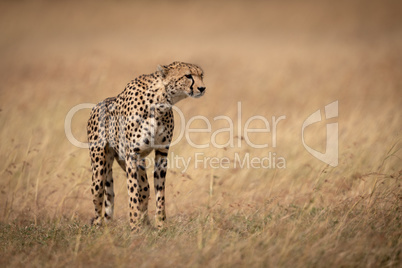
0,0,401,267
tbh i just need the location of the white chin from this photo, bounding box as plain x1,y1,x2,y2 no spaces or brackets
192,92,205,98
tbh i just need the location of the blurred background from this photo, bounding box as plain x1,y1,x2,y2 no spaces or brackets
1,0,401,234
0,0,401,266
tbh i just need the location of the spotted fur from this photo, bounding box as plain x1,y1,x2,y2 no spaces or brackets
87,61,206,231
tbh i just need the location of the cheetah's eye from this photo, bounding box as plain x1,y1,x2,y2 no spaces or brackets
185,74,193,79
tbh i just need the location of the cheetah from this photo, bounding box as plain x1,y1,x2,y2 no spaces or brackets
87,61,205,231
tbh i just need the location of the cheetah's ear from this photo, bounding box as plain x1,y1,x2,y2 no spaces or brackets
157,65,168,78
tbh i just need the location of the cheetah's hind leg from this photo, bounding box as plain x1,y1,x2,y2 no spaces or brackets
90,145,115,226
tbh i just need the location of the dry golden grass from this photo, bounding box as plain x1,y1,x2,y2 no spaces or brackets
0,0,401,267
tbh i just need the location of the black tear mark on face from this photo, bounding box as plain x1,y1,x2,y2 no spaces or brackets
185,74,195,95
185,74,194,88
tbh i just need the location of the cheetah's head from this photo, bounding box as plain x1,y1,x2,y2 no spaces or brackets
157,61,206,104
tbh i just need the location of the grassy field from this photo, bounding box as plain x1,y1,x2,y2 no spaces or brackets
0,0,401,267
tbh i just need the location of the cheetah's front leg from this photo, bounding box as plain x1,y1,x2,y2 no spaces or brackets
126,156,150,232
154,150,168,229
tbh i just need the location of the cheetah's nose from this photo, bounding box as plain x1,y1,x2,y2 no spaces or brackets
198,87,206,93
